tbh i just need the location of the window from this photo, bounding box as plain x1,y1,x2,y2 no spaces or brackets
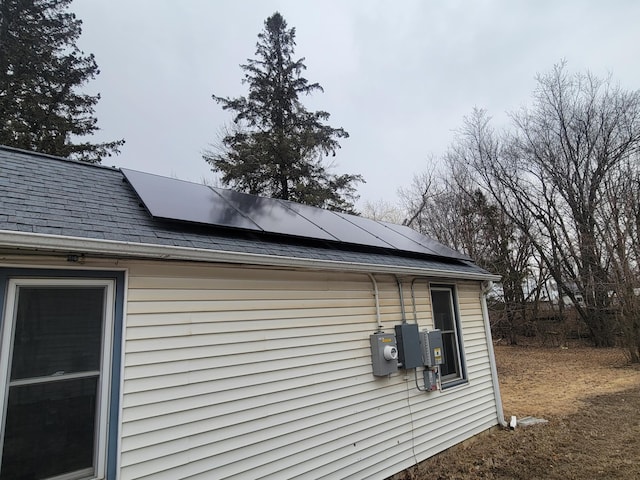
430,285,465,386
0,277,117,480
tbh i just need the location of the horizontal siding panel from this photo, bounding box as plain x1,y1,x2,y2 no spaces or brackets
122,376,403,450
127,384,495,476
123,372,397,425
460,314,484,324
461,326,486,339
124,320,371,352
407,383,495,418
465,334,489,347
460,315,485,326
123,359,376,403
127,296,376,315
226,390,495,480
127,331,369,379
413,412,498,464
127,287,373,302
463,335,490,348
412,395,496,436
314,404,495,478
414,410,498,452
466,349,491,364
468,371,494,387
125,362,378,419
458,298,481,309
122,363,374,413
125,310,374,339
412,395,496,431
268,436,416,480
124,408,409,478
464,343,490,356
123,330,368,366
465,341,492,357
123,352,373,395
126,305,375,327
238,421,413,480
122,387,412,472
124,341,368,381
124,381,393,437
462,327,490,340
463,324,489,336
126,310,377,330
466,352,492,369
126,403,416,480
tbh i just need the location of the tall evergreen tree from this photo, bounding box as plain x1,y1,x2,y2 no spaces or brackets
205,12,362,212
0,0,123,163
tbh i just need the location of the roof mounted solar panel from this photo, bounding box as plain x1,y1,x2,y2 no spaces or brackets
121,168,261,231
122,167,470,261
279,199,397,249
332,211,454,258
379,221,472,261
213,187,337,241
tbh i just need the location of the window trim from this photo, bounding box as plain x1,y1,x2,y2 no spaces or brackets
0,269,124,480
429,284,467,388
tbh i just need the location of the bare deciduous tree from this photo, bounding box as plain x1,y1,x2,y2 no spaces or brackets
360,199,405,224
400,121,537,344
472,62,640,349
599,157,640,360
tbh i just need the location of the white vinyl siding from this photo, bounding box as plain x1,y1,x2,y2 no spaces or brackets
116,262,498,480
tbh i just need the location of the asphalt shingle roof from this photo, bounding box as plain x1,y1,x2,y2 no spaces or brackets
0,146,493,277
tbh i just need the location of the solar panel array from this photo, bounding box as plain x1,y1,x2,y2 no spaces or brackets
121,168,470,261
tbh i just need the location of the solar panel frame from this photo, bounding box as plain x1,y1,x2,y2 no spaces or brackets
331,211,447,257
379,221,471,260
278,199,397,249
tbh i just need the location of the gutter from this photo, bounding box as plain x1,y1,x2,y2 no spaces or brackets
0,231,501,281
480,280,508,428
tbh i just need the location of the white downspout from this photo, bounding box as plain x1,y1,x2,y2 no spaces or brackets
368,273,383,331
481,280,507,428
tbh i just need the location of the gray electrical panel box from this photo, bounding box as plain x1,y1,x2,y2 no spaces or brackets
394,323,422,369
420,329,444,367
370,332,398,376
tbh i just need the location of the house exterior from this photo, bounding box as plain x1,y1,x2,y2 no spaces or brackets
0,146,503,480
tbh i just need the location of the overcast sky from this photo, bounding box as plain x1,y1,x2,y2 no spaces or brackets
71,0,640,208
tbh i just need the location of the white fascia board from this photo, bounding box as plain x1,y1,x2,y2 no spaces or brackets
0,230,501,281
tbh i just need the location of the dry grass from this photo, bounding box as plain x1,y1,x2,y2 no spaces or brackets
392,345,640,480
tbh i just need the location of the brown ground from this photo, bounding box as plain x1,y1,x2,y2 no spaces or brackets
393,345,640,479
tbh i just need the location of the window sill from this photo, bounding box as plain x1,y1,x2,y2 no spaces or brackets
441,378,468,390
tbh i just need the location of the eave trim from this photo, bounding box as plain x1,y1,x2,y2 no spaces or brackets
0,231,501,281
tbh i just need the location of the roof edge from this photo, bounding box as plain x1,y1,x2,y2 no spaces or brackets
0,144,120,171
0,230,501,281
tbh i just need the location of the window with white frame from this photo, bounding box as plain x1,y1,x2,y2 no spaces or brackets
430,285,466,385
0,278,115,480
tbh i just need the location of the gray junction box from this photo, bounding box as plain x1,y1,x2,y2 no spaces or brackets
370,332,398,376
394,323,423,369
